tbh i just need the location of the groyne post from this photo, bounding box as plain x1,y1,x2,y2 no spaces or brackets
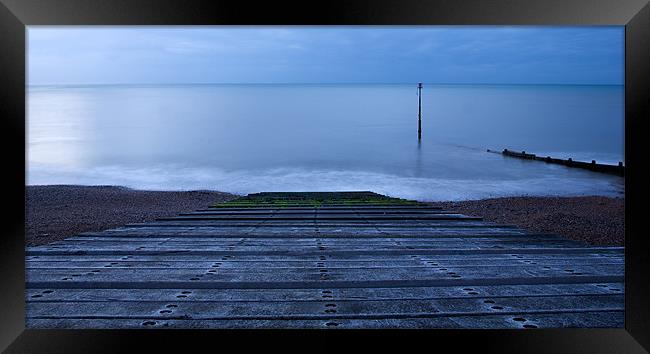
417,82,423,140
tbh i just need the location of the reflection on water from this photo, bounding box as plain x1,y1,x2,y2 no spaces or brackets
27,84,624,201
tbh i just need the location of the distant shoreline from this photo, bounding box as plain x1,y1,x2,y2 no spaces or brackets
25,185,623,246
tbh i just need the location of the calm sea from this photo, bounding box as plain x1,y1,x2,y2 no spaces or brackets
27,84,624,201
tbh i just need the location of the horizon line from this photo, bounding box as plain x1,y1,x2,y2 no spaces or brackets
27,82,625,87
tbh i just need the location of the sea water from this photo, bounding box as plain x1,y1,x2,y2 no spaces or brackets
27,83,624,201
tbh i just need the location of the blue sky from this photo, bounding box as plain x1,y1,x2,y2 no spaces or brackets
28,26,624,85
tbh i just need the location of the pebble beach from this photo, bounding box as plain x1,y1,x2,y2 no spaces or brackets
26,185,624,246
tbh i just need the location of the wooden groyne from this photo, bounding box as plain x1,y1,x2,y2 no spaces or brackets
488,149,625,176
26,191,623,329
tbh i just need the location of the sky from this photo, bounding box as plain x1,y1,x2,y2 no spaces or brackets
28,26,624,85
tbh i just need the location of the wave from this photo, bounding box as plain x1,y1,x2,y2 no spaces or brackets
27,164,624,201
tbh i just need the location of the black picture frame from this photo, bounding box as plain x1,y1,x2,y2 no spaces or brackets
1,0,648,352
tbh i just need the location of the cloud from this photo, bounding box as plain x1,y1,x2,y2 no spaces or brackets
28,26,624,85
164,40,215,54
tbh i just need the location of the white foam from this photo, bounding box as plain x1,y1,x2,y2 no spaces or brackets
27,164,624,201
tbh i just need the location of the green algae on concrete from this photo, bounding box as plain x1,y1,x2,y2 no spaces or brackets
210,191,427,208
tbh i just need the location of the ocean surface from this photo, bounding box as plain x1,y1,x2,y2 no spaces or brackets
27,84,624,201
